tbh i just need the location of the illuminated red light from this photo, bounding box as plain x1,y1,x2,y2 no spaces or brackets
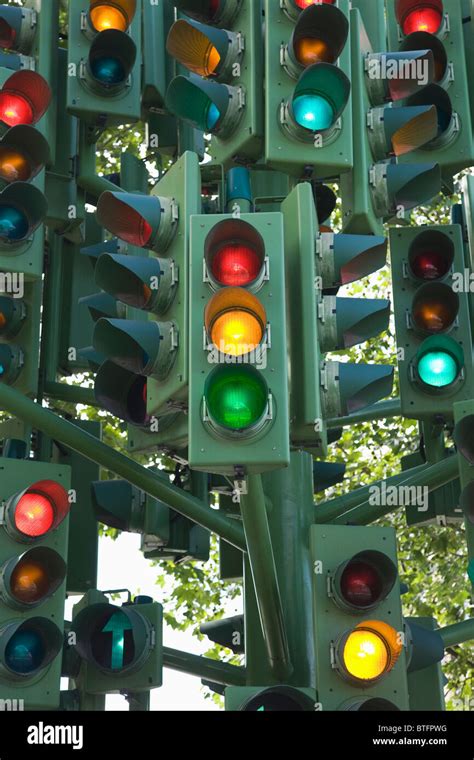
0,93,34,126
14,493,55,538
211,243,262,287
410,250,450,280
340,561,383,608
403,7,442,34
294,0,335,7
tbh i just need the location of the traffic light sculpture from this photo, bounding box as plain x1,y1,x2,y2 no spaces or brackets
165,0,263,167
387,0,474,187
453,402,474,584
187,211,290,475
225,685,316,711
390,225,474,421
0,458,71,709
92,151,201,431
264,0,352,179
67,0,142,128
282,181,393,455
341,8,442,235
311,524,409,710
71,590,163,694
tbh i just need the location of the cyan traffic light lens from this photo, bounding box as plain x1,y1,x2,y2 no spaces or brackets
206,102,220,130
5,628,44,674
205,365,268,432
293,93,333,130
91,609,135,670
0,205,29,240
417,350,458,387
90,56,126,85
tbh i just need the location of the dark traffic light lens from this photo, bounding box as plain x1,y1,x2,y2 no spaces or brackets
408,230,454,280
0,147,32,182
340,561,383,608
5,628,44,674
0,19,16,49
91,56,126,85
5,548,67,607
0,205,28,240
412,284,458,333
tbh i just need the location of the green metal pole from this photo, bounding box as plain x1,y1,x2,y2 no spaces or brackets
0,384,246,551
240,475,293,681
438,618,474,648
76,123,124,201
333,456,459,526
260,451,316,687
243,557,278,685
43,382,97,407
163,647,246,686
315,463,430,524
327,398,402,430
39,235,64,396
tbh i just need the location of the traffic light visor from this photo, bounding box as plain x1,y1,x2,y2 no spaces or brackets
96,192,161,248
166,74,230,133
290,62,350,132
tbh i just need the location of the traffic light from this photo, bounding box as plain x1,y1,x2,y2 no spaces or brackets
311,524,409,710
387,0,474,186
92,151,201,428
225,686,316,711
165,0,263,167
0,458,71,709
67,0,142,127
187,211,290,475
0,3,38,56
71,590,162,694
390,225,474,421
453,401,474,583
90,469,210,563
264,0,353,179
341,7,442,235
282,181,393,456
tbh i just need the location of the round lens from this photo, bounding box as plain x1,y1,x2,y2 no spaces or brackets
210,310,264,356
342,629,389,682
90,6,128,32
10,561,50,604
211,243,262,287
0,93,34,126
206,101,220,130
417,350,459,388
295,37,331,66
5,628,44,674
293,93,334,131
412,284,458,333
205,366,268,431
0,147,32,182
14,493,55,538
340,561,383,608
0,205,29,241
403,8,443,35
91,56,126,85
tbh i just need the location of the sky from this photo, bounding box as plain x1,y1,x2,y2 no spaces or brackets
64,532,242,711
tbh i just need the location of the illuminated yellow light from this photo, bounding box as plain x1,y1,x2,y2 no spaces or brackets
167,21,222,77
90,5,128,31
295,37,331,66
211,310,264,356
0,147,32,182
205,287,267,357
343,629,389,681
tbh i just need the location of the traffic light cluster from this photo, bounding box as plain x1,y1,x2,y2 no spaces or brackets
390,225,474,421
282,181,393,455
165,0,263,166
264,0,352,179
387,0,474,188
311,524,409,710
0,459,71,709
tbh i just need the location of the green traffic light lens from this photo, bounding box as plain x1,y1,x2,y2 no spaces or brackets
91,56,125,85
5,628,44,674
206,101,220,130
293,93,334,130
0,205,28,240
204,365,269,434
416,342,461,389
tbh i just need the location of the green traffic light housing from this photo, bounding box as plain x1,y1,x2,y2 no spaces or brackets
165,73,244,138
402,84,456,150
79,291,126,323
399,32,448,85
0,344,23,385
0,295,25,339
283,4,349,78
453,410,474,525
318,296,391,352
322,362,395,417
367,104,438,161
282,62,350,140
96,191,178,254
316,232,388,293
94,360,148,426
94,252,178,315
370,160,441,219
93,317,178,381
173,0,242,27
91,479,143,532
166,18,243,82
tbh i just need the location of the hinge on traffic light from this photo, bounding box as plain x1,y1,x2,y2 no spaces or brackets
170,260,179,287
170,325,179,351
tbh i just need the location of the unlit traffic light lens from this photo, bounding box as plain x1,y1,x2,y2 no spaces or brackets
5,628,44,674
5,548,66,607
412,284,458,333
0,148,31,182
0,206,28,240
340,562,383,608
204,365,268,432
91,56,126,85
408,230,454,280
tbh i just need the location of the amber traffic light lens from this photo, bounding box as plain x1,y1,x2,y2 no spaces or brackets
0,147,32,182
412,284,459,333
11,561,50,604
90,6,128,31
295,37,332,65
205,288,266,357
343,629,389,681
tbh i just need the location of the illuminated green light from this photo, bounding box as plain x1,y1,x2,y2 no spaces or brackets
293,93,334,131
204,365,268,432
417,350,458,387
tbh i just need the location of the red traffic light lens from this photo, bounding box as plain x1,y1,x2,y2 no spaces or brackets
294,0,335,7
402,7,443,35
0,93,33,127
211,243,262,287
340,561,383,608
0,19,16,49
0,71,51,127
97,195,152,247
408,230,454,281
6,480,70,540
205,218,265,289
14,493,54,538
